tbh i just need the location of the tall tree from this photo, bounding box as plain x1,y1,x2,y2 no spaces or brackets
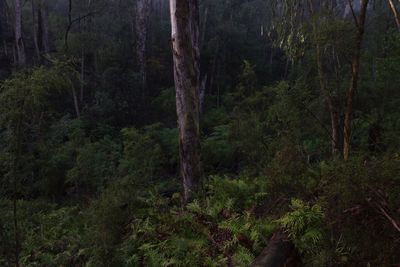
170,0,202,203
343,0,369,160
308,0,341,155
14,0,26,66
136,0,150,99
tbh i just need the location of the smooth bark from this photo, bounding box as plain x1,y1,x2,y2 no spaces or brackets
170,0,202,204
343,0,369,161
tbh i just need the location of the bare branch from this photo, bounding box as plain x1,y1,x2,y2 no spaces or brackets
347,0,359,28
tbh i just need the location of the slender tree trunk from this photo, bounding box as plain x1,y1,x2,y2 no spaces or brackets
199,74,207,116
80,48,85,102
343,0,369,161
136,0,150,100
388,0,400,31
65,0,72,52
71,85,81,118
200,4,208,49
38,0,50,54
308,0,340,155
0,0,4,56
14,0,26,66
315,39,340,154
31,0,41,63
170,0,202,204
12,111,23,267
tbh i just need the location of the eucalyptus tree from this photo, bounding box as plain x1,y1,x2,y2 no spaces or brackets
343,0,370,160
170,0,202,203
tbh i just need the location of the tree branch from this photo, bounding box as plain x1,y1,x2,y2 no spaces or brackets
347,0,359,28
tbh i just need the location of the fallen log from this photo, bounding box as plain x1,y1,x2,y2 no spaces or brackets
251,231,300,267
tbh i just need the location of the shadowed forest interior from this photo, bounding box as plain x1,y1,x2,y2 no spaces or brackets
0,0,400,266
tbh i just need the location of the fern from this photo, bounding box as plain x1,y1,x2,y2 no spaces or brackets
233,245,255,267
277,199,324,254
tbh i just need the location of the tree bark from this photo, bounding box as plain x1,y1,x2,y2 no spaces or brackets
136,0,150,100
343,0,369,161
387,0,400,32
170,0,202,204
14,0,26,67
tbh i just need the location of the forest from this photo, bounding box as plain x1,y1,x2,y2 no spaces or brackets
0,0,399,266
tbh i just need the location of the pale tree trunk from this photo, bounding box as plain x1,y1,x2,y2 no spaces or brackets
170,0,202,204
136,0,150,100
343,0,369,161
15,0,26,66
387,0,400,31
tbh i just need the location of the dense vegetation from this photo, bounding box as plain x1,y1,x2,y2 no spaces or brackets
0,0,400,266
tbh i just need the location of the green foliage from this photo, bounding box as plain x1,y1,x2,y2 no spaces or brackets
0,199,86,267
202,125,235,173
277,199,324,254
1,1,400,266
116,176,274,267
66,136,121,192
119,124,178,182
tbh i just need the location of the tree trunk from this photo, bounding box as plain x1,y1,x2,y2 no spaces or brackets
312,23,340,154
31,0,41,63
309,0,339,155
199,74,207,116
14,0,26,67
38,0,50,54
388,0,400,32
251,232,299,267
170,0,202,204
0,0,5,55
80,48,85,102
71,85,81,118
136,0,150,100
200,4,208,49
343,0,369,161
